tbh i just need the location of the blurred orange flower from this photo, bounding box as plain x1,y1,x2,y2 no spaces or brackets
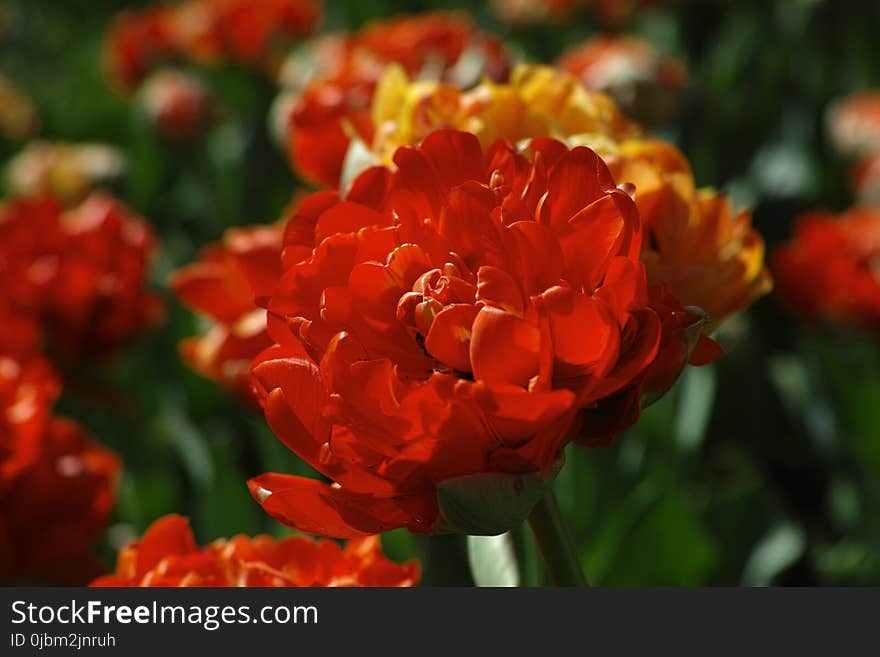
0,193,162,358
171,223,283,405
370,65,770,328
92,514,418,587
0,355,119,585
279,12,511,187
248,130,719,538
774,206,880,333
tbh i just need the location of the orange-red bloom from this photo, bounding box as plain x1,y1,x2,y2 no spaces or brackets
105,0,321,91
0,193,162,358
248,130,719,538
0,355,119,584
774,206,880,333
557,36,686,126
92,514,418,587
171,224,282,404
280,12,511,187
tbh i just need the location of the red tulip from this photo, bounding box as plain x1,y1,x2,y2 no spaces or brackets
774,206,880,333
0,193,162,359
249,130,719,537
171,223,283,405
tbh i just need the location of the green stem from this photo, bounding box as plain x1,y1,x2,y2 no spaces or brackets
527,487,589,586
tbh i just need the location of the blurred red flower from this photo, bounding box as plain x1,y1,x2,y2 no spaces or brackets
774,206,880,333
137,68,217,142
92,514,418,587
0,356,119,585
248,130,719,537
171,223,283,405
589,0,658,23
105,0,321,91
851,151,880,205
176,0,321,70
280,12,511,187
105,6,180,91
0,354,58,492
557,36,686,126
827,91,880,157
491,0,657,25
0,193,162,358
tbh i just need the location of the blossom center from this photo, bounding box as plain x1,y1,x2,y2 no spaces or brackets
395,262,478,373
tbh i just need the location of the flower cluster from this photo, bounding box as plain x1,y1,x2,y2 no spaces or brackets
171,222,283,405
774,206,880,333
105,0,322,91
246,129,721,537
92,4,781,585
275,12,511,187
0,352,119,584
370,64,770,329
371,64,641,166
0,186,157,582
92,514,418,587
0,193,161,359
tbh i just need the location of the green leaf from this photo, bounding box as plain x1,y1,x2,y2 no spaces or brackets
585,483,719,586
675,364,717,451
156,398,214,490
467,533,520,587
741,522,806,586
436,457,563,536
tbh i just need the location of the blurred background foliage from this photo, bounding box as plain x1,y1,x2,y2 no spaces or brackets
2,0,879,585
